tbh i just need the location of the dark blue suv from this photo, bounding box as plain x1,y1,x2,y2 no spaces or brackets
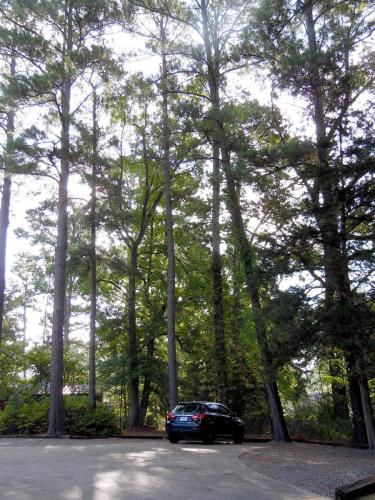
166,401,245,444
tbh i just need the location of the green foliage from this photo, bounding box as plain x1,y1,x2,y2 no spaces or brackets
286,401,353,442
278,364,308,406
0,392,117,436
0,391,49,435
26,345,51,393
0,321,25,400
64,396,117,436
266,288,318,368
25,342,89,394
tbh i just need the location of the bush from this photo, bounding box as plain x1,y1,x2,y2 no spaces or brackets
0,391,49,434
0,392,117,436
286,416,353,442
286,399,353,442
65,396,117,436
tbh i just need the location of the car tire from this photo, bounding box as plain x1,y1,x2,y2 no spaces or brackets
168,433,180,444
202,427,216,444
233,430,244,444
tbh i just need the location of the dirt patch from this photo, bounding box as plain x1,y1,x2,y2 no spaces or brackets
239,441,375,498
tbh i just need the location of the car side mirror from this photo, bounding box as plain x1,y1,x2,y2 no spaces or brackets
231,411,237,418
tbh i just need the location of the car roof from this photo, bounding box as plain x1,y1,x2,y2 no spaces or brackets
177,401,224,405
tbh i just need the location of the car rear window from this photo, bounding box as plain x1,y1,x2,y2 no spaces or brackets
173,403,205,414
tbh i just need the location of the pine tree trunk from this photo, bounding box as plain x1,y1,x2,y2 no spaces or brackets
48,2,73,436
212,142,227,401
139,217,157,427
231,253,243,351
161,21,178,409
42,283,50,346
23,281,28,378
229,248,245,415
222,148,290,442
89,88,98,410
0,56,15,347
346,354,368,444
357,374,375,449
139,338,155,427
63,277,73,351
199,0,228,402
352,356,375,449
128,244,140,427
48,153,69,436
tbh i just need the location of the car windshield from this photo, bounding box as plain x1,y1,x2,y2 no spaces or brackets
173,403,204,414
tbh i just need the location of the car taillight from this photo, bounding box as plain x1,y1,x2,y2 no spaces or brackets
192,413,207,421
166,411,176,421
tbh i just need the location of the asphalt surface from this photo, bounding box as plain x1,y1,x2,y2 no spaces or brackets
240,441,375,497
0,438,330,499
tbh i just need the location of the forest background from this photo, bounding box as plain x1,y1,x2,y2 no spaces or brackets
0,0,374,448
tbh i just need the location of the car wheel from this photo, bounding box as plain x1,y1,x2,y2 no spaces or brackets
168,433,180,444
202,427,216,444
233,430,244,444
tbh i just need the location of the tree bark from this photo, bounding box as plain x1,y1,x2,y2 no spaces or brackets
357,374,375,449
89,87,98,410
161,20,178,409
63,276,73,351
346,354,368,444
231,247,244,357
139,337,155,427
199,0,229,402
128,243,140,427
48,0,73,436
22,280,28,378
212,141,228,402
229,246,247,415
0,55,15,347
139,218,156,426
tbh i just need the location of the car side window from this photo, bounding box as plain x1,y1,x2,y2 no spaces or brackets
217,405,230,416
206,404,230,415
206,404,219,413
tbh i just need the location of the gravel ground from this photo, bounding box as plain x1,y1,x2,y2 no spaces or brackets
239,441,375,498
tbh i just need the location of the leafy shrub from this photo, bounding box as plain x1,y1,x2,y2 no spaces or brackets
17,398,49,433
286,416,353,442
0,391,117,436
65,396,117,436
0,391,49,434
286,399,353,442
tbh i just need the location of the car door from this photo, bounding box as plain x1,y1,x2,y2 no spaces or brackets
216,405,233,435
206,404,231,435
205,404,224,433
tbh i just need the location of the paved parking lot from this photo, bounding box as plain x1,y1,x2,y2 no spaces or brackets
0,438,329,499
